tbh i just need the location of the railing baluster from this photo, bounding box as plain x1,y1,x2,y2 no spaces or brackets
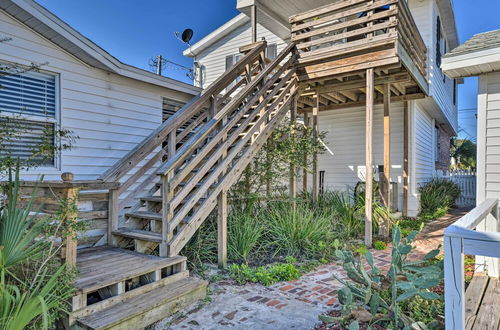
444,235,465,330
160,132,176,257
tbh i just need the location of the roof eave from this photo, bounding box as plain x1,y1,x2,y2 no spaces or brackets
442,46,500,78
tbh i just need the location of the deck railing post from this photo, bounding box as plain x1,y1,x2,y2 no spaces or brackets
160,132,176,257
61,172,78,266
108,187,119,247
289,96,298,203
444,234,465,330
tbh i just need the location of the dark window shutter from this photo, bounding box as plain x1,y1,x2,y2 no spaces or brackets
436,16,442,68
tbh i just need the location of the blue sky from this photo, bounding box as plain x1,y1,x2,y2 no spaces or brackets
37,0,500,141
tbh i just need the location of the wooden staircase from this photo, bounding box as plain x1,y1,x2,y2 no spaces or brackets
68,40,298,329
100,41,298,258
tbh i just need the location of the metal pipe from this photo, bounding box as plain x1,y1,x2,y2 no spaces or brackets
251,5,257,43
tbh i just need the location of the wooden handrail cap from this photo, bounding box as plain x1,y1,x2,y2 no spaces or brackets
61,172,74,182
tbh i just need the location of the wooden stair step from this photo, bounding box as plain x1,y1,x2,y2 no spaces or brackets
112,228,162,242
76,277,207,330
125,211,162,221
140,196,162,203
75,247,186,294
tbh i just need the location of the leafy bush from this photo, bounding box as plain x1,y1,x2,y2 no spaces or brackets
263,200,334,258
321,226,444,329
419,178,460,219
0,169,75,329
181,214,218,269
373,241,387,250
328,191,364,238
229,260,302,286
398,218,425,237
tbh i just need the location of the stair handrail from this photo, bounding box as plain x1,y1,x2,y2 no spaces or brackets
98,41,268,183
156,42,297,177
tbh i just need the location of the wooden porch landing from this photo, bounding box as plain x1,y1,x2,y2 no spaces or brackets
465,274,500,329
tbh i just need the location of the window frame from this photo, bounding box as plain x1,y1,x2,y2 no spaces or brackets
0,62,61,170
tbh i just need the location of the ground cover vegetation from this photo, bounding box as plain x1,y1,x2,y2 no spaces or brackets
418,178,460,221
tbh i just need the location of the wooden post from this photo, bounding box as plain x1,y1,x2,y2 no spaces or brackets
444,235,465,330
365,68,374,247
160,132,176,257
289,97,297,201
380,83,391,237
403,101,409,216
251,4,257,43
108,188,119,247
61,172,77,266
217,189,228,268
312,93,319,203
302,113,309,193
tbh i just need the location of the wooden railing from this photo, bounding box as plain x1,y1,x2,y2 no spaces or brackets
97,42,269,209
290,0,426,78
158,43,298,256
444,198,500,329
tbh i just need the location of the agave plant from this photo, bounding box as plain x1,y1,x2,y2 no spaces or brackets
0,168,73,330
321,226,443,329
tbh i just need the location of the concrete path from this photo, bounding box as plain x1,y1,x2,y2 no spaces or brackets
155,209,466,330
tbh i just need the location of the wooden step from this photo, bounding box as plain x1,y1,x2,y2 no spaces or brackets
112,228,162,243
76,277,207,330
125,211,162,221
75,247,186,294
141,196,208,205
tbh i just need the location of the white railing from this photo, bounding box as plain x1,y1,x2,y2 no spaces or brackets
444,198,500,329
435,169,476,207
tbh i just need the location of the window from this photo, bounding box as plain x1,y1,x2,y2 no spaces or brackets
265,43,278,60
0,66,58,166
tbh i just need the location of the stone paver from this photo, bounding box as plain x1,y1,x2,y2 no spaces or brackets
156,209,467,329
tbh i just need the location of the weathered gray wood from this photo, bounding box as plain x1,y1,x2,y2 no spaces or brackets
108,189,119,247
403,101,409,216
473,277,500,330
380,82,391,237
113,228,162,242
289,97,297,200
465,274,489,330
312,93,319,203
217,189,228,269
365,68,374,247
444,235,465,330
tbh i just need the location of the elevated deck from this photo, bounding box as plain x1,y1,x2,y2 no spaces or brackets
465,274,500,329
290,0,428,112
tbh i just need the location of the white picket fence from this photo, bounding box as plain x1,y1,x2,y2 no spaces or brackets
435,169,476,207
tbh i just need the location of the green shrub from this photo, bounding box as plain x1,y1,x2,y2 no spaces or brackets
181,214,218,269
419,178,460,219
329,192,364,238
373,241,387,250
398,218,425,237
229,261,302,286
228,210,263,263
263,200,334,258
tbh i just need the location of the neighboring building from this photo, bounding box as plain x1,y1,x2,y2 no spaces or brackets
442,29,500,206
0,0,200,181
185,0,459,216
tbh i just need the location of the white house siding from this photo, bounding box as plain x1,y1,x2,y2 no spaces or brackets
408,0,457,133
196,21,286,88
303,103,405,211
0,11,194,183
477,72,500,202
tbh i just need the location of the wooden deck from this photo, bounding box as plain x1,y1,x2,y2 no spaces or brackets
465,274,500,330
290,0,428,114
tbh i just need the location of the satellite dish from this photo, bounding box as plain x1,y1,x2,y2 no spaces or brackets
181,29,194,44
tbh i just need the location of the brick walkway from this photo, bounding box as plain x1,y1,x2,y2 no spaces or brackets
155,209,467,330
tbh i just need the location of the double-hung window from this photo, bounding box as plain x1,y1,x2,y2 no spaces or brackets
0,64,58,167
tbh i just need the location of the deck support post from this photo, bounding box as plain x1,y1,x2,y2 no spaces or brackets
312,92,319,203
302,113,309,193
403,101,409,216
289,96,297,202
160,132,176,257
251,5,257,43
380,83,391,237
365,68,374,247
61,172,78,266
217,189,228,269
444,235,465,330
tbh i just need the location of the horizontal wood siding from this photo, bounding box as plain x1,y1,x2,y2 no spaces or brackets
312,103,404,211
413,101,435,187
485,72,500,198
0,11,193,181
197,21,286,88
408,0,457,132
